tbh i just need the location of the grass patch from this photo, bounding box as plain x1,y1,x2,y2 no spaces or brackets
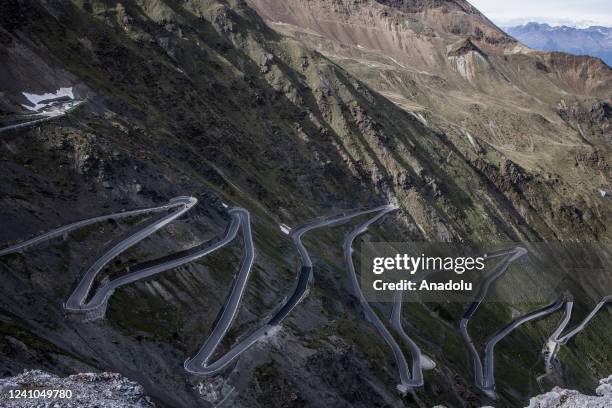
0,322,67,356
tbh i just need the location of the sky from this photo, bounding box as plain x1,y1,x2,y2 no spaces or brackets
469,0,612,28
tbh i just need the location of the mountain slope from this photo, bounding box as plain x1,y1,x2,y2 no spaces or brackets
0,1,611,407
246,0,612,240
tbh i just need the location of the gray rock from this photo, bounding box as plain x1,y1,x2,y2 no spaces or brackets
526,375,612,407
0,369,155,407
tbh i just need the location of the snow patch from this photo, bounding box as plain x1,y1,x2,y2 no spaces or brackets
462,129,480,152
415,223,426,236
409,111,428,126
17,86,83,121
22,87,74,111
421,355,436,370
387,56,407,69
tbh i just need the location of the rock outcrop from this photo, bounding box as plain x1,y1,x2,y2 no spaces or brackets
527,375,612,408
0,370,154,407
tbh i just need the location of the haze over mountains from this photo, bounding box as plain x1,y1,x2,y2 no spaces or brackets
0,1,610,407
506,22,612,67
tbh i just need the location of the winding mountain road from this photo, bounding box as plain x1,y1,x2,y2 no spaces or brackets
460,247,533,397
482,297,565,393
342,205,415,392
390,290,426,388
459,247,582,398
390,288,438,390
542,294,612,375
1,195,403,379
186,204,396,375
64,196,201,312
0,197,192,258
4,194,606,393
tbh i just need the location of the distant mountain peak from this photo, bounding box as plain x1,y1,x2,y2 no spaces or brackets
506,22,612,66
523,22,551,30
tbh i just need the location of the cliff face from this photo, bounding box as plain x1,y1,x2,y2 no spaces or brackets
0,1,610,407
246,0,514,70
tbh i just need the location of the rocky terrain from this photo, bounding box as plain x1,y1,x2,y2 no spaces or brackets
0,369,154,407
527,375,612,408
0,1,610,407
506,23,612,67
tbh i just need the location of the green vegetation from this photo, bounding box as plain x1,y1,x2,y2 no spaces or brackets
107,285,185,345
0,322,67,356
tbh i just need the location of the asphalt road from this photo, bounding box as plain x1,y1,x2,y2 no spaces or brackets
542,294,612,375
185,204,395,375
391,290,426,389
64,196,199,311
184,209,254,374
0,100,85,134
5,194,606,392
460,247,528,398
270,205,393,324
342,205,413,392
0,196,190,257
2,196,404,379
80,208,245,314
482,297,565,393
457,245,612,396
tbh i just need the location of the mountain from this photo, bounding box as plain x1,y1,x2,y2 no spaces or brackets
0,1,610,407
246,0,612,238
506,22,612,67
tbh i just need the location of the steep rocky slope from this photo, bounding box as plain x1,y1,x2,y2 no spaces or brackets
0,1,610,407
246,0,612,241
0,370,155,407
